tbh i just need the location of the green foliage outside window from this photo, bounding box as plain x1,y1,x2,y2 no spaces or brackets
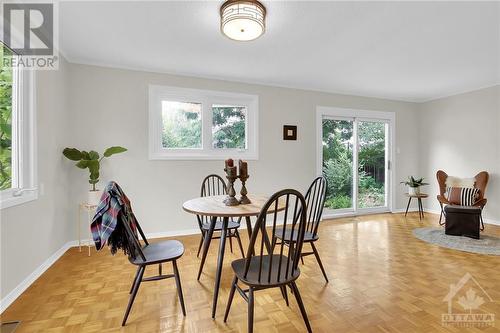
322,120,386,210
161,102,247,150
162,101,202,149
212,105,246,149
0,45,13,190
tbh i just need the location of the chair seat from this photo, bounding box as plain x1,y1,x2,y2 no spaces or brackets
201,220,240,231
231,254,300,287
274,229,318,242
131,240,184,265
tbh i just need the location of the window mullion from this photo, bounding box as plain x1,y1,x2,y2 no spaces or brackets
204,98,213,153
11,59,21,189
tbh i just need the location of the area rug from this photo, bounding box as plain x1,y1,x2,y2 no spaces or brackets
413,227,500,255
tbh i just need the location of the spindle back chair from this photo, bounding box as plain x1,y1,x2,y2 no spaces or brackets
118,188,186,326
224,189,312,333
196,174,244,259
275,176,329,282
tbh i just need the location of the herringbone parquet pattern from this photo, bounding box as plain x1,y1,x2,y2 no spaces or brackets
2,212,499,332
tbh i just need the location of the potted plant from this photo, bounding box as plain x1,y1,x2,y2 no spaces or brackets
401,176,429,195
63,146,127,205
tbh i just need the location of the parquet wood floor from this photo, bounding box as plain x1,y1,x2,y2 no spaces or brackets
2,212,499,332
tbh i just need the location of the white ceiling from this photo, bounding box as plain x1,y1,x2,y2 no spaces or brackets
60,1,500,102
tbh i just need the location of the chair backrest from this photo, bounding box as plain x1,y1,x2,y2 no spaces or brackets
436,170,489,200
243,189,307,283
102,182,149,262
121,211,149,262
304,176,327,237
201,174,227,197
197,174,227,228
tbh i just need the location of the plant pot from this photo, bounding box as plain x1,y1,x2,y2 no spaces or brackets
408,186,420,196
88,190,102,206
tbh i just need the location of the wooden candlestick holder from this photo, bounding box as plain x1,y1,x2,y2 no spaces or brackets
239,174,251,204
223,170,239,206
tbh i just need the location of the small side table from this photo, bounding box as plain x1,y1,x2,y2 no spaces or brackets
78,203,97,256
404,193,428,220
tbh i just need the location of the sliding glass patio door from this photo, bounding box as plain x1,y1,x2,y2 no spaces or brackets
317,107,393,216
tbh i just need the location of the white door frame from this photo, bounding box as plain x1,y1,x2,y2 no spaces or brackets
316,106,396,218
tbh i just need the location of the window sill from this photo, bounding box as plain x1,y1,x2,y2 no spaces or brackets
149,151,259,161
0,190,38,210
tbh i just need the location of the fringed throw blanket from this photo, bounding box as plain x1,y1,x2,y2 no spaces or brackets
91,181,138,256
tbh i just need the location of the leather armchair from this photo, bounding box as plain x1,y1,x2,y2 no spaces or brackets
436,170,489,228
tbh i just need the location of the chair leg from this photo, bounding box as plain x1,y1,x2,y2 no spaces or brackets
235,229,245,258
311,242,329,283
248,287,255,333
129,266,141,294
172,260,186,316
198,217,216,280
290,282,312,333
480,214,485,231
229,229,234,253
439,203,445,225
197,232,205,258
224,276,238,322
300,255,305,265
280,286,289,307
122,266,145,326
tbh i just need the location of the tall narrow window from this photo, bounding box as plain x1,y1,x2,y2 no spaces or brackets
0,45,13,190
0,43,37,209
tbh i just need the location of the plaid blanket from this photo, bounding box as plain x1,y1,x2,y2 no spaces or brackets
91,181,137,255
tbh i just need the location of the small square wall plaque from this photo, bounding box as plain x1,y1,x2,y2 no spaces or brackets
283,125,297,140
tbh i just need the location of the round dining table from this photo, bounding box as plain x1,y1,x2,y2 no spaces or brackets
182,194,285,318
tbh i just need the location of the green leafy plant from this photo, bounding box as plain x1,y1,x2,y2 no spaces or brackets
400,176,429,188
325,195,352,209
62,146,127,191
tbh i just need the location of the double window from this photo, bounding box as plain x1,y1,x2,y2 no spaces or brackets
149,85,258,160
0,43,37,209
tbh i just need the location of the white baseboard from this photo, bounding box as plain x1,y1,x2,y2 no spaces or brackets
484,219,500,226
391,208,420,214
0,240,74,314
71,228,202,246
145,228,200,239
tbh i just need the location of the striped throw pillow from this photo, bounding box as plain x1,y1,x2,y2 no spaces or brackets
445,187,480,206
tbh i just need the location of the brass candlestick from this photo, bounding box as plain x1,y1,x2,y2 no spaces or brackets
239,174,251,204
223,168,239,206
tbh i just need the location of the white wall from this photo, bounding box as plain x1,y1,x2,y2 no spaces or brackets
67,64,420,236
418,85,500,222
0,57,72,301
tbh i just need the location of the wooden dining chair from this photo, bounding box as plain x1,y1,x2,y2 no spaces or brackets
224,189,312,333
121,212,186,326
196,174,244,258
274,176,329,283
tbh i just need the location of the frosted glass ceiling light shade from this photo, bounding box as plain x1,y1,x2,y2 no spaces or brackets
220,0,266,41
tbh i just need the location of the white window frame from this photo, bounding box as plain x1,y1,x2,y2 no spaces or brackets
316,106,396,218
0,57,37,209
149,85,259,160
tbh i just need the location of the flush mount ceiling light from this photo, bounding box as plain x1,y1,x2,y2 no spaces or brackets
220,0,266,41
